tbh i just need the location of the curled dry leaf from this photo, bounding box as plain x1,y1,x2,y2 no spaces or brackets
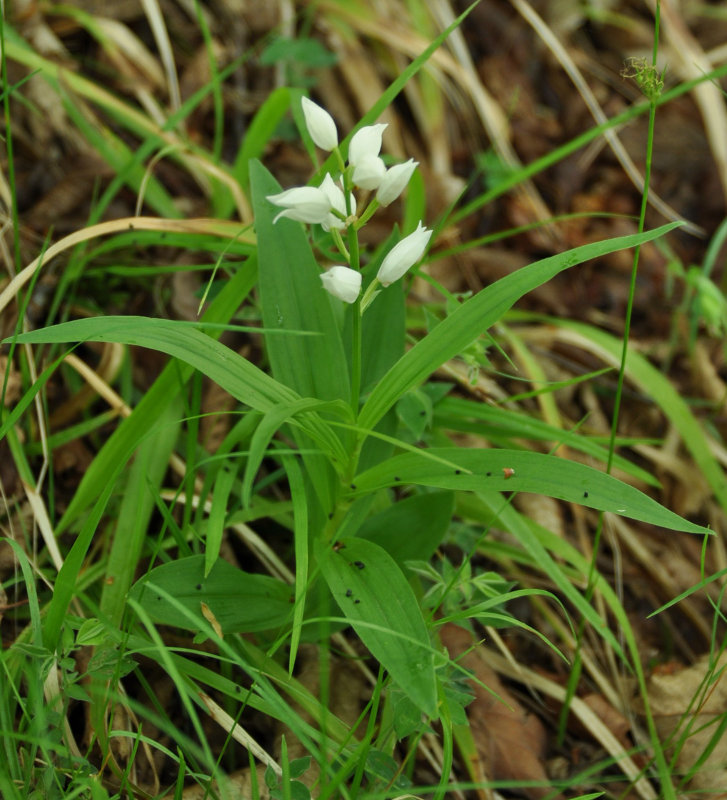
440,623,561,800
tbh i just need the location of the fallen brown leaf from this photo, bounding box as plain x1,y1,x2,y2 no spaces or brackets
440,623,561,800
646,652,727,796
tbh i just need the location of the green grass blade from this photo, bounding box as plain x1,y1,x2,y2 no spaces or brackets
283,455,309,674
541,317,727,519
38,260,256,533
205,463,237,578
43,482,117,651
100,400,182,625
359,223,682,431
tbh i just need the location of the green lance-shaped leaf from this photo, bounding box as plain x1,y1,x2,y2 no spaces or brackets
353,448,708,534
130,556,293,634
318,538,438,717
250,159,350,403
358,223,682,431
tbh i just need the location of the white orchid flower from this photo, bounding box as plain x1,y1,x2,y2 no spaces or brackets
319,173,348,231
266,186,332,224
301,97,338,151
348,123,387,168
376,221,432,287
352,156,386,190
320,266,362,303
376,159,418,206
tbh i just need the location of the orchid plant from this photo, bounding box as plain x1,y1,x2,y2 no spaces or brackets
268,97,431,309
11,90,706,781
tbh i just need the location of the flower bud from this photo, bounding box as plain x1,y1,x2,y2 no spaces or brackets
376,159,418,206
376,221,432,287
301,97,338,151
320,266,362,303
348,123,387,167
267,186,332,224
352,156,386,191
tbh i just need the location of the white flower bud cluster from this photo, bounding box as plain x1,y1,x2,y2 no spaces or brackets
267,97,432,305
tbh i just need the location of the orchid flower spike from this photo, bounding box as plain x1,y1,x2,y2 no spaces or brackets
376,221,432,287
266,186,332,224
376,159,418,206
320,266,362,303
301,97,338,151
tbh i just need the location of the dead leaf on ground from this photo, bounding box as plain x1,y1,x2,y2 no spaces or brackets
440,623,561,800
645,652,727,796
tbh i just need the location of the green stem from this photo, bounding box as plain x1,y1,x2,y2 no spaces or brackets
343,164,362,417
349,226,362,415
558,0,663,752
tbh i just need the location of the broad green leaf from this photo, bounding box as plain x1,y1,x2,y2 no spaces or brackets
250,159,349,403
130,556,293,634
358,223,682,431
360,261,406,394
357,274,406,471
317,538,437,716
353,447,708,534
358,491,454,566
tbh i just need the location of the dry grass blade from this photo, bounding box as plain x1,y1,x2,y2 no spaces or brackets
200,693,281,776
320,0,558,238
140,0,182,111
0,217,254,316
50,347,127,429
22,484,63,572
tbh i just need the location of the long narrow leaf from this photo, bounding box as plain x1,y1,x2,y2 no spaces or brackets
353,447,707,534
359,223,681,431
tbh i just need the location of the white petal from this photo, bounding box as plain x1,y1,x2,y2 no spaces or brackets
319,173,347,217
352,156,386,190
301,97,338,151
267,186,332,224
320,266,362,303
376,159,418,206
348,123,387,166
376,222,432,286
